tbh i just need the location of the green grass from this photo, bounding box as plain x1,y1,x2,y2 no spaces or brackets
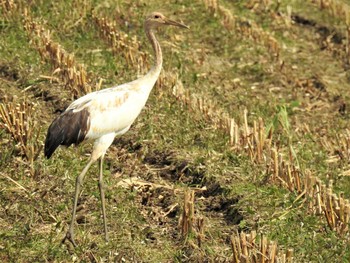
2,0,350,262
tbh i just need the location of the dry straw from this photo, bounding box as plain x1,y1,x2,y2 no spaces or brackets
179,190,195,238
305,172,350,233
202,0,280,58
172,75,350,234
1,0,18,19
0,99,43,176
172,78,268,164
22,9,91,98
91,13,149,75
178,190,207,249
231,231,293,263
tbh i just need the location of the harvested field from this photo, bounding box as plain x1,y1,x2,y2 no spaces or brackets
1,0,350,262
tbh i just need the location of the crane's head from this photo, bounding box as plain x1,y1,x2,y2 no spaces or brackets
145,12,189,30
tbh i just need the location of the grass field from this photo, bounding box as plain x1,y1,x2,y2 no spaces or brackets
1,0,350,262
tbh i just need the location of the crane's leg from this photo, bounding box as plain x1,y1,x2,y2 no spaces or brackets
98,155,109,242
63,158,94,247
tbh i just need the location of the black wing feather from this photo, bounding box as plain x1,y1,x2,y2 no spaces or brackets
44,109,90,159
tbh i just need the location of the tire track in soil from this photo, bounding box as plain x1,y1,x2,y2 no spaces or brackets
282,12,350,113
238,5,350,121
283,12,350,166
287,16,348,111
108,137,244,260
142,148,243,224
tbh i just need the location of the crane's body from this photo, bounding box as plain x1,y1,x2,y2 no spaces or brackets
44,12,188,247
45,65,161,160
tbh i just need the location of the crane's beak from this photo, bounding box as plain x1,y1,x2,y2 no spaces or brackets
164,18,189,29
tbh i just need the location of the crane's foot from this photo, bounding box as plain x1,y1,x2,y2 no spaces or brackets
62,230,77,247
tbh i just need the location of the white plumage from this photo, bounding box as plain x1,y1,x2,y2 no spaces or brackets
75,70,159,139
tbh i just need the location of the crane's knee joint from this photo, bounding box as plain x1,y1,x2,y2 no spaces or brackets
76,175,84,187
98,180,105,190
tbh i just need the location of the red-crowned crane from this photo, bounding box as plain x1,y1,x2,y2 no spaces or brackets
44,12,188,247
